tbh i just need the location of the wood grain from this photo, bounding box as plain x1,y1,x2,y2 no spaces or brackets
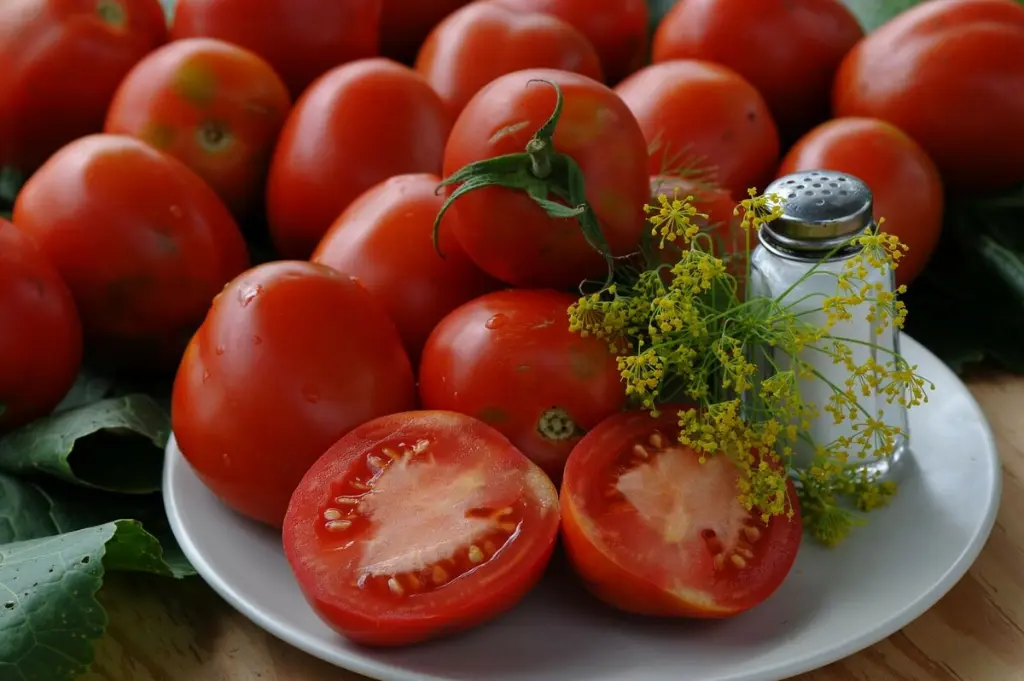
85,376,1024,681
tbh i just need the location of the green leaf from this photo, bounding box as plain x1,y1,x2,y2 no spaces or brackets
0,519,186,681
52,371,115,415
838,0,923,32
0,395,170,494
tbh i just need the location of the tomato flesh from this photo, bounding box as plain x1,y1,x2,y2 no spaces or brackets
560,410,802,618
284,410,560,647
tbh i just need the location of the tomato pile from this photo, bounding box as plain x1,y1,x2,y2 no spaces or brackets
1,0,1022,651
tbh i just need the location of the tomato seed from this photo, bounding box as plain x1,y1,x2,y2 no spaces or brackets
325,519,352,532
468,545,484,563
432,565,448,584
730,554,747,568
387,577,404,595
367,455,385,472
334,496,360,505
323,508,342,521
714,554,726,570
737,547,754,559
744,526,761,542
632,444,650,459
498,522,518,533
649,431,666,449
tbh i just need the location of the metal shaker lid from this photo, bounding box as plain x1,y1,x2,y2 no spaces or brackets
759,170,874,257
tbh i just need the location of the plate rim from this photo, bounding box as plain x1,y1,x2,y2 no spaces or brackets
163,333,1003,681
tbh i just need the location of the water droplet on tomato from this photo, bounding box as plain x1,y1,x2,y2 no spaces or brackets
485,314,507,329
303,386,321,404
215,345,225,356
238,283,262,307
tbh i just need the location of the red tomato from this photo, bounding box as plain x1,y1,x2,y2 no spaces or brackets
560,409,803,617
105,38,291,221
311,174,500,364
0,0,167,179
267,58,451,259
653,0,863,140
172,261,417,528
440,68,649,288
616,60,781,200
170,0,382,99
778,117,945,288
0,219,82,433
494,0,649,84
415,1,604,119
833,0,1024,189
418,289,626,484
380,0,472,65
283,410,560,646
13,134,248,375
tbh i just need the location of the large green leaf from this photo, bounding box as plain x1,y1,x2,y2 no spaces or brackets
0,395,170,494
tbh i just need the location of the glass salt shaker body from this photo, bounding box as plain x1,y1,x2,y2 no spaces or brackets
746,170,909,481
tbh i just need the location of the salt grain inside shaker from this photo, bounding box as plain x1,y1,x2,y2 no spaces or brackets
747,170,909,481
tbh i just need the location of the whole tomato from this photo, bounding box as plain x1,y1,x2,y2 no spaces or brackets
418,289,626,484
172,260,417,527
439,68,649,288
415,1,603,119
494,0,649,84
267,58,451,259
0,219,82,433
13,134,249,375
381,0,472,64
311,173,500,364
778,117,944,288
0,0,167,180
171,0,382,99
105,38,291,222
833,0,1024,189
653,0,862,141
615,60,781,200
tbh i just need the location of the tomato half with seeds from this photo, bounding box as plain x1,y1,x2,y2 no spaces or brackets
615,60,780,200
13,134,249,375
267,58,452,259
283,410,560,647
171,0,382,99
418,289,626,484
439,68,649,288
415,1,603,120
311,173,500,364
0,0,168,180
561,409,802,617
105,38,292,221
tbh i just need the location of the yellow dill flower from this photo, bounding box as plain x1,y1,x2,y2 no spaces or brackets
644,191,705,248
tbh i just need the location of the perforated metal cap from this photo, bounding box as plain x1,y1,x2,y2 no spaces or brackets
759,170,874,259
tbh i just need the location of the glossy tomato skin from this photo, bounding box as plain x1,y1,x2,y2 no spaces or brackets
311,174,500,364
172,261,417,528
171,0,382,99
0,220,83,433
105,38,292,221
415,1,603,119
653,0,862,141
13,134,248,375
0,0,168,177
442,68,649,288
616,61,780,200
283,410,560,646
495,0,649,84
561,409,803,617
380,0,472,65
778,117,944,287
833,0,1024,189
418,289,626,484
267,58,452,259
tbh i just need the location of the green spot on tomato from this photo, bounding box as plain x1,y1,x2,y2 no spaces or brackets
96,0,126,28
144,123,177,150
477,406,509,425
174,62,217,107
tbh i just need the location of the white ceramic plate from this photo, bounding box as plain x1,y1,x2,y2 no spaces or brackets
164,334,1002,681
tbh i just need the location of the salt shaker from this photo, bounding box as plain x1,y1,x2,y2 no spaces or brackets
747,170,909,481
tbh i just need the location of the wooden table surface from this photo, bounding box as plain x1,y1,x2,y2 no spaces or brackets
83,375,1024,681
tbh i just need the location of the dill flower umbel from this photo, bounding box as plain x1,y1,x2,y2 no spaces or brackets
567,188,934,546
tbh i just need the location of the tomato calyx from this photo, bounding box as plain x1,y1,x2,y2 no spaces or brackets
537,407,581,441
196,121,234,153
432,80,613,279
96,0,127,29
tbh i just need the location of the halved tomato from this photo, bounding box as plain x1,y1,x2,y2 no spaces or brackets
560,409,802,618
283,410,561,647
